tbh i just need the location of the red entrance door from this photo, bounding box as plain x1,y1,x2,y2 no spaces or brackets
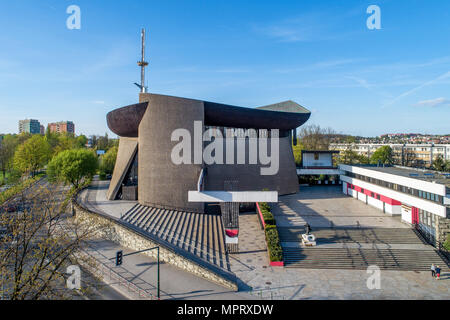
411,207,419,225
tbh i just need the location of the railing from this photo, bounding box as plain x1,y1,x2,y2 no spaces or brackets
56,217,159,300
73,190,238,287
80,248,158,300
437,243,450,266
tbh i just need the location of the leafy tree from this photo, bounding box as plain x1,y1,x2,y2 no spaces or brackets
47,149,98,189
53,133,79,155
444,234,450,251
44,128,59,150
13,135,51,176
370,146,394,165
292,142,304,167
99,145,118,174
0,135,18,179
76,135,88,148
432,154,446,172
0,185,106,300
95,133,109,151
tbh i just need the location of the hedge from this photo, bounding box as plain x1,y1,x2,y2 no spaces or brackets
259,202,271,212
261,209,276,226
258,201,283,263
265,225,283,262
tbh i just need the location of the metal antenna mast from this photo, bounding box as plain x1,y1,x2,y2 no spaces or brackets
136,28,149,93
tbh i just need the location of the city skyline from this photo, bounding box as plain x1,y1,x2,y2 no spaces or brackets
0,0,450,137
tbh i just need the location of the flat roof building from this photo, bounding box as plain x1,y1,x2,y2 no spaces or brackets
19,119,41,134
339,164,450,247
331,143,450,167
48,121,75,134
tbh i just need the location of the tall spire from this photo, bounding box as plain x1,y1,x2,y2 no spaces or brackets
136,28,149,93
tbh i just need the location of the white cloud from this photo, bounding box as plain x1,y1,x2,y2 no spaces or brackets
414,97,450,108
382,70,450,108
91,100,106,105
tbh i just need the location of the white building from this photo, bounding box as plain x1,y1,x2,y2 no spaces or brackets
330,143,450,166
339,164,450,246
297,150,341,182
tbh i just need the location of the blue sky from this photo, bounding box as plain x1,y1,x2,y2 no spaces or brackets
0,0,449,137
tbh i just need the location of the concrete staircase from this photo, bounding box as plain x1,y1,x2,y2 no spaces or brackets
121,204,231,271
280,226,450,271
283,247,449,271
279,227,427,245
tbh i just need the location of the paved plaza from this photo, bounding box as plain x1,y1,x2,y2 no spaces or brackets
273,185,408,229
79,182,449,299
229,186,450,300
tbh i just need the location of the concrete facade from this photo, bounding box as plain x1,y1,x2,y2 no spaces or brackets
138,93,205,212
106,93,310,214
107,137,138,201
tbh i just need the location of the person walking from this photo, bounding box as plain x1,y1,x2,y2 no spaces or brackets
435,266,441,280
305,223,312,235
431,264,436,278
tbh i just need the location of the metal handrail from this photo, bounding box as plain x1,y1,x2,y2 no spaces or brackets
79,247,158,300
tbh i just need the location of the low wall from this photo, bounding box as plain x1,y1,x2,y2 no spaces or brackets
72,199,238,291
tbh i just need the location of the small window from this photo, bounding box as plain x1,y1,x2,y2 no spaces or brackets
377,195,381,200
371,192,374,197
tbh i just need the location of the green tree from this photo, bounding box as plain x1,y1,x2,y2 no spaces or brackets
444,234,450,251
44,128,59,150
445,161,450,172
432,154,446,171
76,135,88,148
47,149,98,189
370,146,394,165
53,133,79,155
292,142,304,167
0,135,18,179
99,145,118,174
13,135,51,176
337,147,370,165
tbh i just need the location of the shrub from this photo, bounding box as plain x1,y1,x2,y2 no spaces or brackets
259,202,271,212
261,209,276,226
265,225,283,262
444,234,450,251
99,171,107,181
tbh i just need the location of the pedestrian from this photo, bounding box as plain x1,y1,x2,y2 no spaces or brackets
431,264,436,278
305,223,311,235
435,266,441,280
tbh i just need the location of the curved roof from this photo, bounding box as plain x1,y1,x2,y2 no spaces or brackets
107,94,311,137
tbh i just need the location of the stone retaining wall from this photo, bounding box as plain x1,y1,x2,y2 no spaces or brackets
73,201,238,291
